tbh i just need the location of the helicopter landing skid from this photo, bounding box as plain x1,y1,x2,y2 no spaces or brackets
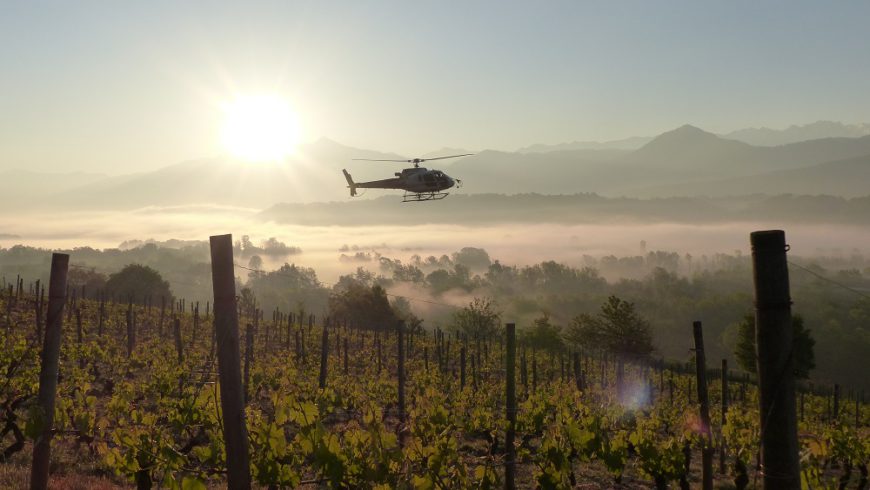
402,191,449,202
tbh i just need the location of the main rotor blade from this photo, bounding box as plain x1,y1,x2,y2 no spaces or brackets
419,153,474,162
351,158,410,162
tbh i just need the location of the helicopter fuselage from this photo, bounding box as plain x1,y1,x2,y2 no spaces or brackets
345,167,457,194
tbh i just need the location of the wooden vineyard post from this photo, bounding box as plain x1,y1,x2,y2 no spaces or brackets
292,312,299,350
505,323,517,490
343,338,349,375
616,358,625,403
294,329,302,363
173,317,183,363
521,348,528,396
376,334,383,375
75,308,83,344
75,308,84,369
34,289,43,340
97,295,105,337
30,253,69,490
126,301,135,357
159,296,165,336
319,322,329,389
720,359,729,474
209,234,251,489
750,230,800,489
574,352,584,392
532,352,537,392
693,321,713,490
460,345,466,389
833,384,840,420
244,324,253,405
397,321,406,424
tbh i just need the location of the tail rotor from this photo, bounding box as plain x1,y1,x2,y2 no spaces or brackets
342,169,358,197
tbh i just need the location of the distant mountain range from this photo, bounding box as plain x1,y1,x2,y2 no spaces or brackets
517,136,652,153
722,121,870,147
520,120,870,152
449,125,870,197
6,121,870,211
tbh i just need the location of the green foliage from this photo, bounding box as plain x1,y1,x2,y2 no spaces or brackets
520,313,564,351
451,247,491,270
105,263,172,302
0,287,865,488
329,282,398,330
733,313,816,378
567,295,654,358
247,263,327,317
451,297,501,338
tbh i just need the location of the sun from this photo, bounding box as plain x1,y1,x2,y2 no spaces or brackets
221,94,301,162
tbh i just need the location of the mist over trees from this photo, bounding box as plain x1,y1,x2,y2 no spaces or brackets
1,241,868,390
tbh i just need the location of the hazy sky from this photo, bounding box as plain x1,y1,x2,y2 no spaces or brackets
2,1,870,174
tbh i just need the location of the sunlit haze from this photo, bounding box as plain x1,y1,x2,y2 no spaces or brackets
3,2,870,173
221,94,301,162
2,3,870,487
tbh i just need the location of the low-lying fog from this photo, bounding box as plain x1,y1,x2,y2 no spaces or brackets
2,208,868,283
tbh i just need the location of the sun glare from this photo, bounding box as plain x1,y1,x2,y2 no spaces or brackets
221,95,301,162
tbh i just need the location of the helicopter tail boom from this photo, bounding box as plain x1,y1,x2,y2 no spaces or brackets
342,169,358,197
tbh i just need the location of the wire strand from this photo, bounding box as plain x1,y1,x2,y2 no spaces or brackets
788,260,870,301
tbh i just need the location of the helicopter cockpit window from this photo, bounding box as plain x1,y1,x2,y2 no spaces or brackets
424,173,435,182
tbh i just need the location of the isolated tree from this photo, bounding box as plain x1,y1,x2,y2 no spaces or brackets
520,313,564,351
566,295,654,358
452,297,501,338
329,283,397,331
105,264,171,303
734,314,815,379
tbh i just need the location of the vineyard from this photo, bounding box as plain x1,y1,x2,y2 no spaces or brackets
1,235,868,489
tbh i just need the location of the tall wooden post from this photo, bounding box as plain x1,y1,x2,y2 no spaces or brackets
574,352,584,392
616,358,625,402
34,288,43,340
505,323,517,490
343,338,349,375
751,230,800,489
397,321,406,423
30,253,69,490
319,323,329,389
126,302,135,357
159,296,165,337
97,296,105,337
460,345,466,390
173,317,183,363
209,234,251,489
720,359,729,474
244,324,253,405
693,321,713,490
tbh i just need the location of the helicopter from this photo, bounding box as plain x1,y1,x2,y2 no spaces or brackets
342,153,472,202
